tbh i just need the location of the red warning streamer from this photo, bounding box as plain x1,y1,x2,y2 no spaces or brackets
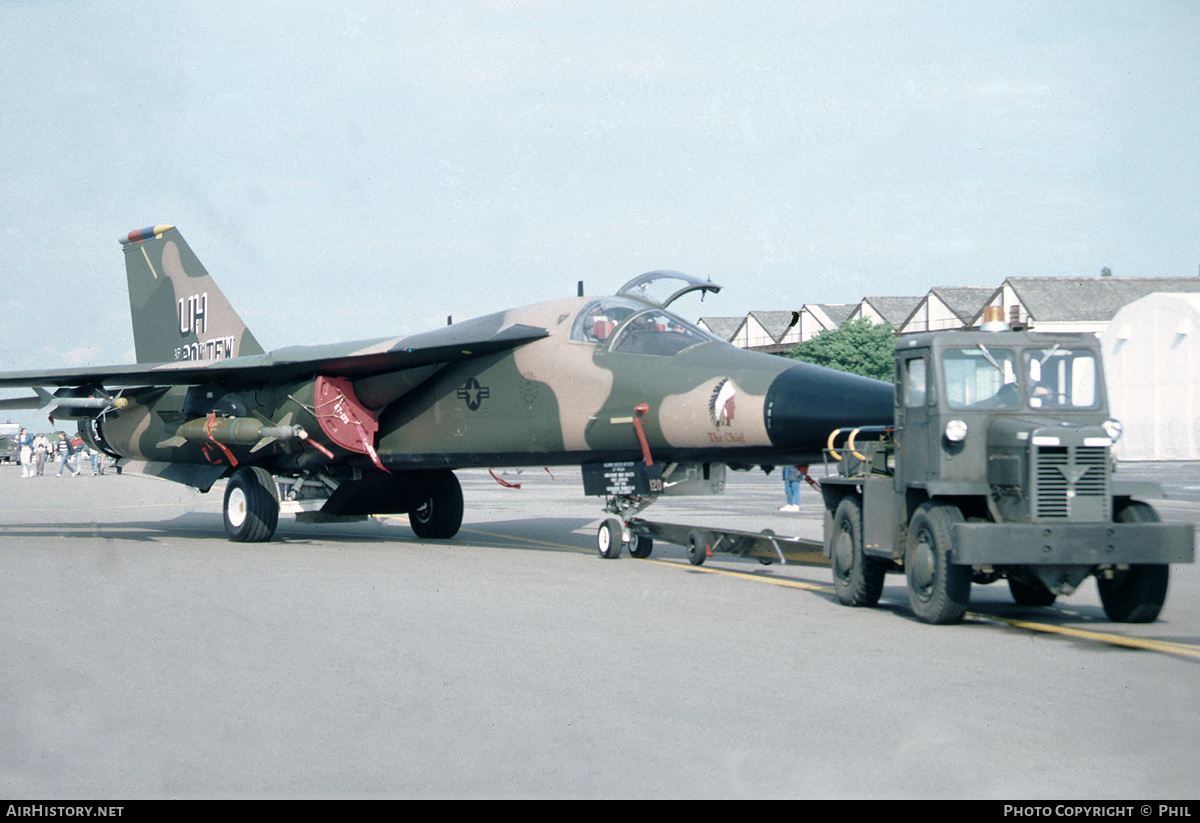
206,412,239,467
489,469,521,489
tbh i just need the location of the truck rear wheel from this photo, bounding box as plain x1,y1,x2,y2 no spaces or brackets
1099,502,1169,622
906,502,971,624
830,497,886,607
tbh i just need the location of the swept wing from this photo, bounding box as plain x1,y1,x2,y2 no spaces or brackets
0,319,547,396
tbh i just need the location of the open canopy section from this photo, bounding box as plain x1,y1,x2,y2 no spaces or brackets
616,270,722,310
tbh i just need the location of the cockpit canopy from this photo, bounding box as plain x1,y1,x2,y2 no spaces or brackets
569,271,723,356
615,270,721,309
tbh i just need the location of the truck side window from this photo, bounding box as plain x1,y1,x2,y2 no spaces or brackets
904,358,927,408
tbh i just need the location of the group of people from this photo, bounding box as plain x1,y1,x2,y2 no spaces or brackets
15,428,108,477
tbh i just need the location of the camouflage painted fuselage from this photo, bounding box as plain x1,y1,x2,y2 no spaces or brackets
87,294,893,477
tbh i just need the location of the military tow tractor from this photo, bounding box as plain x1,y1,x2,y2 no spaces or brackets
819,311,1194,624
0,422,19,464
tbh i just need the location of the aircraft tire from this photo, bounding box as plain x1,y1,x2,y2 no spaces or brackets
905,502,970,624
598,518,623,559
830,497,886,607
629,534,653,559
409,471,464,539
224,466,279,543
757,528,776,565
685,529,709,566
1098,502,1169,623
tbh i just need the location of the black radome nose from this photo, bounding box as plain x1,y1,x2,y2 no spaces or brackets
764,364,894,456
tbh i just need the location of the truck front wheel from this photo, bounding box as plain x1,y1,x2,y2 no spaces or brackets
906,502,971,624
1098,502,1169,623
830,497,886,607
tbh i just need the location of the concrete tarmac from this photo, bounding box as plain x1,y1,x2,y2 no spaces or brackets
1,461,1197,798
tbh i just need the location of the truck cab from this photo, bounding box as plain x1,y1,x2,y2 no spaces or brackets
820,319,1194,624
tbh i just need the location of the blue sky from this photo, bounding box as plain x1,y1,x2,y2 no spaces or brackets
2,0,1199,377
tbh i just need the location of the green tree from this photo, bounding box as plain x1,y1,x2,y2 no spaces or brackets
786,317,895,381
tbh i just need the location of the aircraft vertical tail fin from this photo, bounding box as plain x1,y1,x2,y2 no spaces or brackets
119,225,265,364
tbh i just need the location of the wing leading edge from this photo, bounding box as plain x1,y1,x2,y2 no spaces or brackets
0,321,549,394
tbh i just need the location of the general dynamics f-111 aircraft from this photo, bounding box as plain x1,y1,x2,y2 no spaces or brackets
0,225,893,553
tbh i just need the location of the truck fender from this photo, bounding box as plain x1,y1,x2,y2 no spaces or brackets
1112,480,1167,500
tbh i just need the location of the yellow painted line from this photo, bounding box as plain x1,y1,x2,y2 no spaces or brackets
970,613,1200,659
457,526,1200,660
461,527,592,553
644,557,833,593
651,559,1200,660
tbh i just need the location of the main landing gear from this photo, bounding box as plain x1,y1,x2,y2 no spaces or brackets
409,471,464,539
224,466,280,542
221,466,466,543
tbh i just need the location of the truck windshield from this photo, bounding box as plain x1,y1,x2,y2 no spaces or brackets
944,346,1020,409
1024,347,1099,409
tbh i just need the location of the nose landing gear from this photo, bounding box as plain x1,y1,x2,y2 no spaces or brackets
596,516,655,559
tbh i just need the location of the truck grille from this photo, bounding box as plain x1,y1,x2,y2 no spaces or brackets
1033,445,1110,521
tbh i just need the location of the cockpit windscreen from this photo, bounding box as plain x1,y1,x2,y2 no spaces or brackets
570,297,716,355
